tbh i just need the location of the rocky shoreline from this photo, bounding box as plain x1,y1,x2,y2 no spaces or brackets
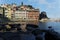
0,24,60,40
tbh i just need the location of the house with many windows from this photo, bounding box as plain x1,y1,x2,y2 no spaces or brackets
0,2,40,21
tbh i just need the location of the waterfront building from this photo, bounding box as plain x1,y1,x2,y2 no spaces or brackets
15,2,40,21
0,2,40,21
14,10,28,20
0,7,3,14
5,8,13,19
27,9,39,21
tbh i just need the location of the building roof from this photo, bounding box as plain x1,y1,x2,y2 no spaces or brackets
0,2,39,12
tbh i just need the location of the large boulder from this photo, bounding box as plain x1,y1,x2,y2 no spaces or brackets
39,11,48,20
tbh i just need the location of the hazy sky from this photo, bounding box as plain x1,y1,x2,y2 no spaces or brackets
0,0,60,18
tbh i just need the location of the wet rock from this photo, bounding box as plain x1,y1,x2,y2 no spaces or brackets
0,37,4,40
26,24,39,31
35,35,43,40
32,29,41,36
20,33,35,40
32,29,45,40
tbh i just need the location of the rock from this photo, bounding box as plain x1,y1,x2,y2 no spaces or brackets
39,11,48,20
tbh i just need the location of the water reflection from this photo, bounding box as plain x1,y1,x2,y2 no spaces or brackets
39,22,60,33
38,22,47,30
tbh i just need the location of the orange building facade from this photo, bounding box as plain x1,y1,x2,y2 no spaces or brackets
27,10,39,21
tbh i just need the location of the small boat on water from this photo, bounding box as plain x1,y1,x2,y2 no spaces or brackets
45,26,60,40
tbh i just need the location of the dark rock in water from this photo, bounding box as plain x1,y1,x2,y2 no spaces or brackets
35,36,43,40
20,33,35,40
32,29,42,36
26,24,39,31
0,37,4,40
0,32,35,40
45,31,57,40
9,24,21,28
39,11,48,20
45,29,60,40
0,32,21,40
0,25,6,30
17,26,21,31
26,24,38,28
10,36,21,40
48,26,52,28
9,33,21,40
32,29,45,40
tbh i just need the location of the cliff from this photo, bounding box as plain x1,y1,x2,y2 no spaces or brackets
39,11,48,20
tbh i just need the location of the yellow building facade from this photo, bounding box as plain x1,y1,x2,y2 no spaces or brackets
5,8,13,19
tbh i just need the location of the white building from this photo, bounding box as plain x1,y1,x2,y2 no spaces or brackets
14,10,28,20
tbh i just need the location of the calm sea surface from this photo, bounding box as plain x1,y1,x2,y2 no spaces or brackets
39,22,60,33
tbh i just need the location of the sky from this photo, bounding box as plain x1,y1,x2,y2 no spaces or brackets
0,0,60,18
